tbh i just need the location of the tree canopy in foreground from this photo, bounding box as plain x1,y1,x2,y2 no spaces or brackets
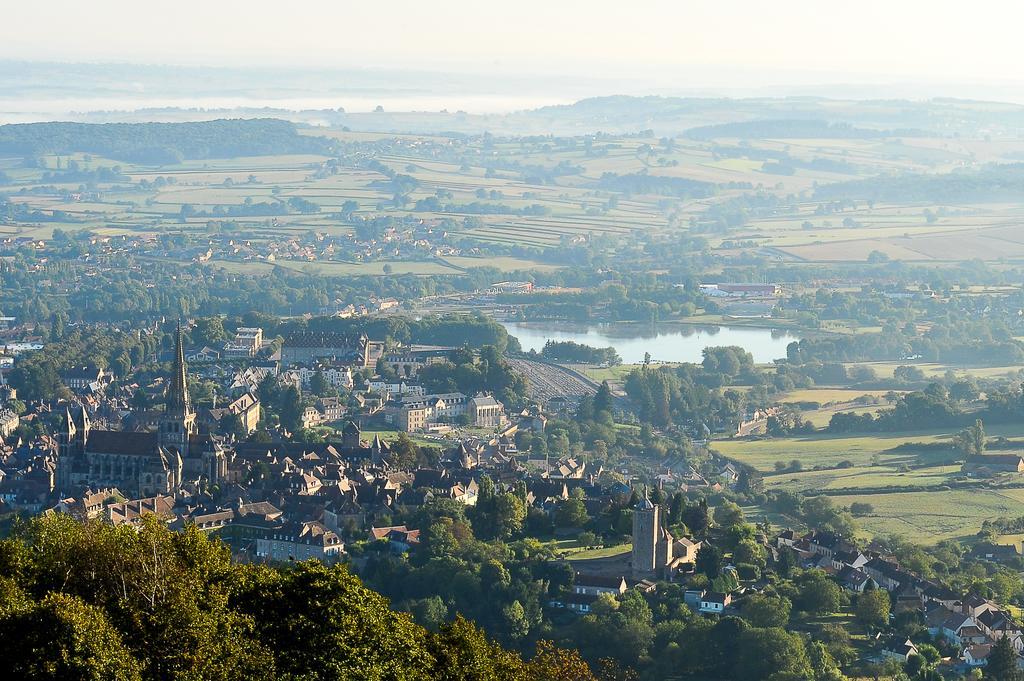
0,514,596,681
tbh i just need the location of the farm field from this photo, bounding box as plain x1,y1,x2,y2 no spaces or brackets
779,389,898,403
713,430,954,472
715,423,1024,472
828,488,1024,544
765,463,964,493
845,361,1023,380
440,255,564,272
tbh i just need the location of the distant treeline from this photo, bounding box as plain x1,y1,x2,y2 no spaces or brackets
813,163,1024,203
598,172,717,198
0,119,332,165
539,340,621,365
710,144,859,175
284,313,521,355
684,119,927,141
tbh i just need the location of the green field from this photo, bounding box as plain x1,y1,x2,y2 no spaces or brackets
766,463,965,493
715,423,1024,472
829,488,1024,544
554,540,632,560
714,431,948,472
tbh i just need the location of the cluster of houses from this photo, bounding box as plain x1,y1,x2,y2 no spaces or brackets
779,529,1024,671
0,404,625,569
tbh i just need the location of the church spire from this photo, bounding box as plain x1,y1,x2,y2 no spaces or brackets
167,322,190,413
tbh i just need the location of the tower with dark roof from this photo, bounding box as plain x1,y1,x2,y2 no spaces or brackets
54,324,224,497
158,323,197,457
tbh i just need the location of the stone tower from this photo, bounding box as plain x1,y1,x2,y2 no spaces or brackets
158,323,196,456
632,487,659,578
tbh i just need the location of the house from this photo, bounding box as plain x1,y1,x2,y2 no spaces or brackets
963,454,1024,475
573,573,627,596
963,594,999,619
105,495,176,526
256,520,344,563
880,636,919,661
226,327,263,357
186,346,221,362
369,525,421,552
0,408,19,438
553,592,602,614
698,283,779,298
204,392,261,435
62,365,113,392
546,457,587,480
976,608,1022,643
316,396,345,422
301,405,325,429
837,566,875,593
962,643,993,667
699,591,732,614
832,547,868,570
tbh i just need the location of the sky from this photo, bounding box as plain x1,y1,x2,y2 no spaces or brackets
2,0,1023,92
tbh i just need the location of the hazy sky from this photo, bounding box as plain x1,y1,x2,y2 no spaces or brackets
3,0,1023,88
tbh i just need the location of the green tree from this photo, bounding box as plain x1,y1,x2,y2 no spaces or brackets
986,635,1022,681
733,627,812,681
696,544,722,579
742,594,791,628
555,498,590,529
714,501,744,528
0,592,143,681
955,419,986,458
233,561,434,680
797,572,842,615
278,384,304,432
855,588,890,631
310,371,331,397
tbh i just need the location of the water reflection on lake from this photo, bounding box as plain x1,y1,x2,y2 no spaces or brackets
501,322,801,364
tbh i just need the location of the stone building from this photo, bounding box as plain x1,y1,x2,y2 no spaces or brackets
280,332,381,368
467,394,506,428
56,325,227,497
631,489,702,580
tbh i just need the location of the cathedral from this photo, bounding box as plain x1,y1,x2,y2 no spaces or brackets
56,325,227,498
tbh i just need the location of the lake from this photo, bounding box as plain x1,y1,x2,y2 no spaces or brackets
501,322,801,364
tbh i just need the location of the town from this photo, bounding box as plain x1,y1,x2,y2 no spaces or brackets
1,307,1024,680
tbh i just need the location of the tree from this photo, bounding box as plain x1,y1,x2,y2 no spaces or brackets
797,572,842,615
0,592,143,681
987,635,1022,681
594,381,614,414
733,627,812,681
527,640,597,681
683,499,710,538
556,498,590,529
742,594,791,628
714,501,744,528
310,371,331,397
955,419,986,458
696,544,722,579
192,317,228,347
855,588,890,631
278,384,304,432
